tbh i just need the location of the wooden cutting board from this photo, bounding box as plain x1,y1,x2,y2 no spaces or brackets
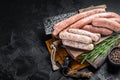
45,37,90,70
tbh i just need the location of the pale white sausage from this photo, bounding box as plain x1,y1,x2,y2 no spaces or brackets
62,40,94,50
59,31,92,44
68,29,101,42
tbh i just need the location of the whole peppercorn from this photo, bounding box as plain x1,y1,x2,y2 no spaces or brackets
109,48,120,64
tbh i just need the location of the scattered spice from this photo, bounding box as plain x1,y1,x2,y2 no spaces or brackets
109,48,120,64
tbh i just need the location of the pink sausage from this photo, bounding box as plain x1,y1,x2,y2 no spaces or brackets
52,8,106,36
82,25,113,35
69,12,120,29
92,18,120,32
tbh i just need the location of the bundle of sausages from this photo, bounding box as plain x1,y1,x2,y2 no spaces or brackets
52,8,120,51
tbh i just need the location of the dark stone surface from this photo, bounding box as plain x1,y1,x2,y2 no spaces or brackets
44,12,77,34
0,0,120,80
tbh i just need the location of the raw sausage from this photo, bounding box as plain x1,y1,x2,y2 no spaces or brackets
110,18,120,23
92,18,120,32
69,12,120,29
59,31,92,44
68,29,101,42
62,40,94,50
82,25,113,35
52,8,106,36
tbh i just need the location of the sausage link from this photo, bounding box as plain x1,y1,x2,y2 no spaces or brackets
52,8,106,36
69,12,120,29
82,25,113,35
68,29,101,42
109,18,120,23
62,40,94,50
92,18,120,32
59,31,92,44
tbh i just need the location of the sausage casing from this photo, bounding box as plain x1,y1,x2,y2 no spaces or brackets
82,25,113,35
62,40,94,50
52,9,106,36
68,29,101,42
92,18,120,32
59,31,92,44
69,12,120,29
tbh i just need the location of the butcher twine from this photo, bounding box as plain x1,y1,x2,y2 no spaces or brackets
50,44,59,71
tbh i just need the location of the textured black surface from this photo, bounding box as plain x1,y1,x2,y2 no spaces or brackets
0,0,120,80
44,12,77,34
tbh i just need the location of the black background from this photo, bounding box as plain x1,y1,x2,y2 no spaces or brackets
0,0,120,80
